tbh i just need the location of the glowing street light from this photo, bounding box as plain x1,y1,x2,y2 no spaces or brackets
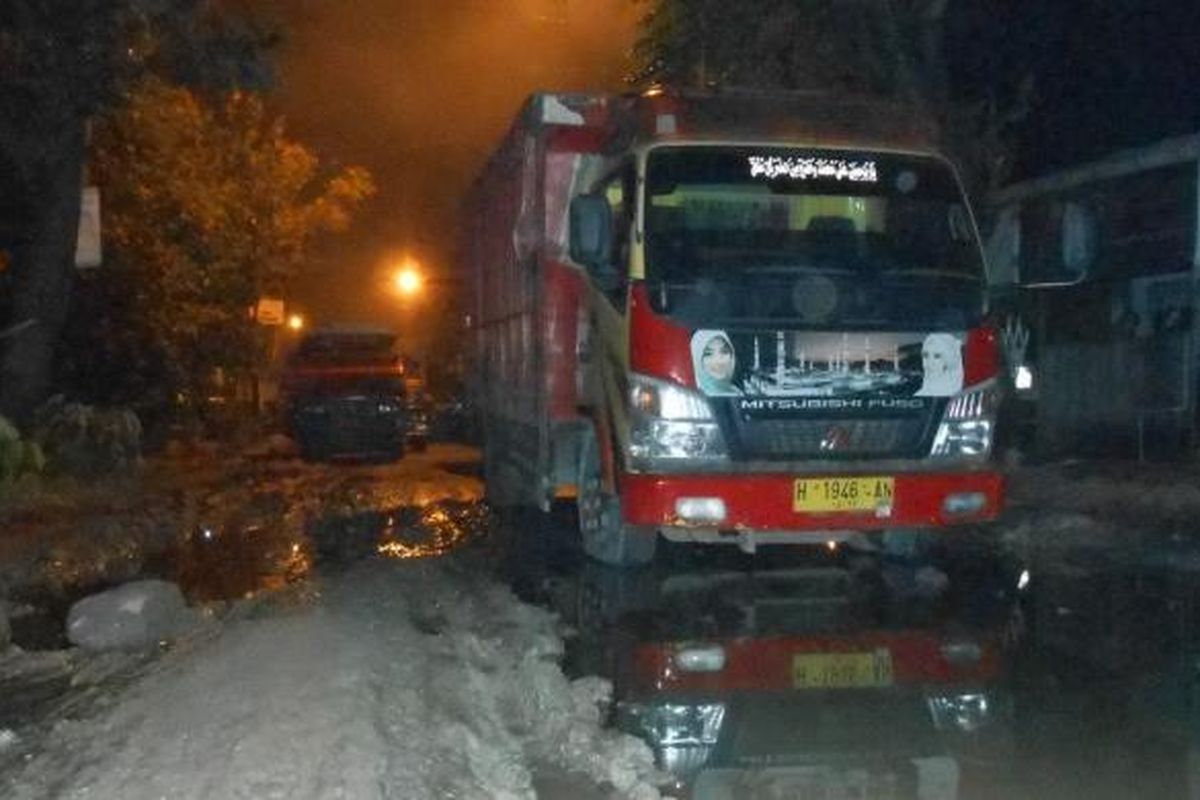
287,313,305,332
393,264,424,297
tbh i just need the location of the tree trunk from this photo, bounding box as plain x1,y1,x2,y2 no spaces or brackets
0,120,86,424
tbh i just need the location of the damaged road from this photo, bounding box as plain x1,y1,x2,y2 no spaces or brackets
5,444,1200,798
0,444,660,799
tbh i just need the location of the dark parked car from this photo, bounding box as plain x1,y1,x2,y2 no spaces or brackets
281,328,408,461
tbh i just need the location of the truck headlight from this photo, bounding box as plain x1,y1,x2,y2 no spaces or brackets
616,701,726,777
927,692,994,733
629,374,728,462
930,382,999,459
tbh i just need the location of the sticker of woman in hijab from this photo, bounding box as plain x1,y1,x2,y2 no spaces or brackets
916,332,964,397
691,330,740,395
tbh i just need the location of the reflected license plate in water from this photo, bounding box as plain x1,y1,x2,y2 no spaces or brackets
792,649,893,689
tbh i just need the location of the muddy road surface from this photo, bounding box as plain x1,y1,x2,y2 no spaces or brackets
2,446,1200,799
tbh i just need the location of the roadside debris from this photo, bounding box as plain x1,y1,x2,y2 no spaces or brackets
66,580,198,651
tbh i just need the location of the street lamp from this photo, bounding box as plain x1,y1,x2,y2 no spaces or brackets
287,313,305,332
393,261,424,298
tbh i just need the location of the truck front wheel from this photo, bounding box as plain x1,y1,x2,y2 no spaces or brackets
577,432,656,567
483,421,519,508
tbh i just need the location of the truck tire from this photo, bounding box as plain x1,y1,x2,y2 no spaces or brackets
577,431,656,567
483,422,520,508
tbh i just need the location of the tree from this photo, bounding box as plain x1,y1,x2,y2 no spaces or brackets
634,0,903,95
632,0,1032,196
80,77,372,406
0,0,275,423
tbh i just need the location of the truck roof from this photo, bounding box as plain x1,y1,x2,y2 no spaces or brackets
521,87,942,154
634,88,939,152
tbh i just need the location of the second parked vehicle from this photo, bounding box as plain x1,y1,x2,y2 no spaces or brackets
281,328,408,461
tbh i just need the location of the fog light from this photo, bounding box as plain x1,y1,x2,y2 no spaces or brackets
943,492,986,515
928,693,992,732
675,497,727,523
674,644,726,673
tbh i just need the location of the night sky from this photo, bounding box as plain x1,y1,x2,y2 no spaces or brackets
255,0,638,336
951,0,1200,176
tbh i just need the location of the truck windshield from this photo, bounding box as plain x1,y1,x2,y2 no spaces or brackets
643,146,986,330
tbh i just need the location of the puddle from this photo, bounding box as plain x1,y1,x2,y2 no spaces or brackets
169,521,314,603
7,598,73,652
171,498,494,603
436,460,483,479
5,500,494,654
315,500,493,562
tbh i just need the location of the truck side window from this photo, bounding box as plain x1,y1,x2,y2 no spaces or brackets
600,166,634,311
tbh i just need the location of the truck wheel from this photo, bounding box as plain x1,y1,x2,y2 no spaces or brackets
577,432,656,567
483,423,519,508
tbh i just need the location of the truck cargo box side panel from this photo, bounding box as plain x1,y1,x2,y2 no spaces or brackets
469,123,548,503
542,148,594,423
544,260,586,420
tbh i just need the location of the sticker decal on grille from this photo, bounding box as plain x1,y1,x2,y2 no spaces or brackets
690,329,967,402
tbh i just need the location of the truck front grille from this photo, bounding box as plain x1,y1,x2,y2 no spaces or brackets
731,416,932,460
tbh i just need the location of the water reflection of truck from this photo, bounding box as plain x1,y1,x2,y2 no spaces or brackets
986,134,1200,459
552,552,1014,798
466,90,1004,566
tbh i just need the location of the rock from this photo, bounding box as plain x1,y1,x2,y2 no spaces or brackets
66,580,197,650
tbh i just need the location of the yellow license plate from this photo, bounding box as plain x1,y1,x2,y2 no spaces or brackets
793,476,894,513
792,650,894,689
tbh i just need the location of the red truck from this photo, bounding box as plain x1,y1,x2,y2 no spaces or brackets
554,554,1014,799
465,89,1003,566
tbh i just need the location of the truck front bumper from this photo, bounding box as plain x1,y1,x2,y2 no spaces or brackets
620,471,1003,534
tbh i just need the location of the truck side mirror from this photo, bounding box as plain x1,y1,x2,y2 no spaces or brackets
569,194,613,272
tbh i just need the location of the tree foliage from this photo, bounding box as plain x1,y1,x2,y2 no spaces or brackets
633,0,909,97
632,0,1031,195
0,0,276,422
0,1,275,172
80,77,373,403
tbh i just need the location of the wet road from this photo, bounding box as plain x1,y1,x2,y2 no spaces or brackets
3,444,1200,798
